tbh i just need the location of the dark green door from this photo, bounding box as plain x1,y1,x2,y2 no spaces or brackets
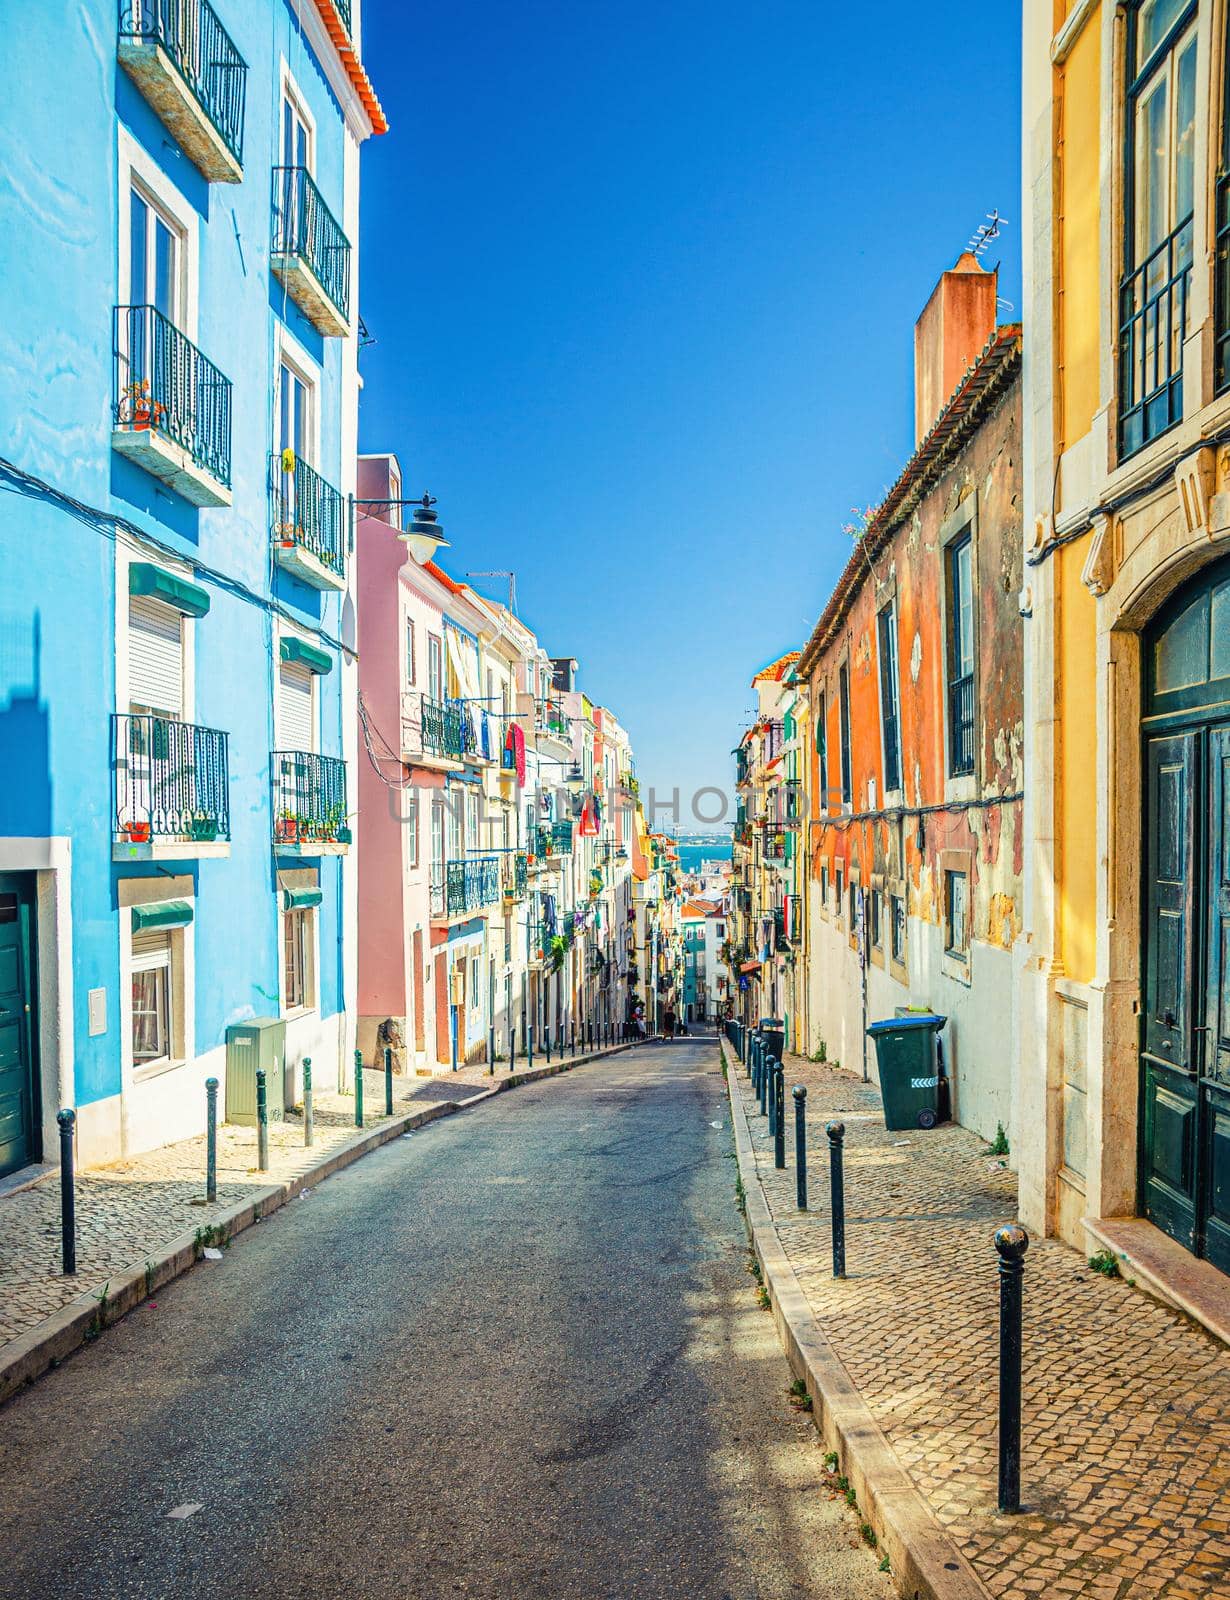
0,873,39,1179
1141,732,1199,1249
1140,557,1230,1269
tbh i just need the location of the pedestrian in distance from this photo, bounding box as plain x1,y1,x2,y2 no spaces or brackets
663,1005,676,1040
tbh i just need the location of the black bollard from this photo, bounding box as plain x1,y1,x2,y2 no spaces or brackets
303,1058,314,1148
826,1122,846,1277
773,1064,785,1168
489,1024,496,1077
384,1045,394,1117
509,1027,515,1073
793,1085,807,1209
545,1026,552,1064
528,1024,535,1071
205,1076,219,1199
57,1108,76,1276
995,1223,1029,1514
571,1021,577,1058
256,1068,270,1170
768,1054,778,1137
354,1047,364,1127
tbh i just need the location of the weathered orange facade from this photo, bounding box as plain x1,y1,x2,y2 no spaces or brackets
800,263,1023,1142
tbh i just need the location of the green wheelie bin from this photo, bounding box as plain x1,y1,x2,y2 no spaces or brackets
866,1013,947,1130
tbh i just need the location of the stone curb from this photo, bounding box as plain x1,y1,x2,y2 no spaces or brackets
0,1041,634,1409
719,1037,992,1600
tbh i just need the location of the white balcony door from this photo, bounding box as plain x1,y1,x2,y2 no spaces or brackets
427,633,443,703
278,659,315,753
129,595,183,717
130,185,179,322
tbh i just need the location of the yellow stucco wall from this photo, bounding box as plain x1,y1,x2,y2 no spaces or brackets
1057,540,1097,983
1057,11,1102,453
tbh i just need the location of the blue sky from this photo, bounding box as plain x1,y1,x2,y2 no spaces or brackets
357,0,1022,823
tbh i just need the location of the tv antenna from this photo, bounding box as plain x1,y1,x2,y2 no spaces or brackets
967,209,1008,260
467,570,517,615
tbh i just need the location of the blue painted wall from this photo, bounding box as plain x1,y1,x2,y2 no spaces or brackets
0,1,353,1109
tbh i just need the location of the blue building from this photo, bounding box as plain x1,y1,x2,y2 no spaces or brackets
0,1,385,1175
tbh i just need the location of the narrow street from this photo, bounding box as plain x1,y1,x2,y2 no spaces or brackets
0,1039,888,1600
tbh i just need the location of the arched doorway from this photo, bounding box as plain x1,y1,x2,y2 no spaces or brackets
1139,556,1230,1268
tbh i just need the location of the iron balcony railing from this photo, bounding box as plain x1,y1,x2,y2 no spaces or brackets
118,0,247,167
949,672,975,777
420,696,465,761
271,750,348,846
1118,214,1192,458
113,713,230,842
272,166,351,323
330,0,352,34
536,700,569,741
502,851,529,900
1217,173,1230,395
551,820,574,855
446,856,500,915
113,304,232,488
270,452,345,579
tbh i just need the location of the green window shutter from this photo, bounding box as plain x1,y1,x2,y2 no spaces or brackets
131,900,194,932
128,562,211,618
283,887,324,910
280,637,333,676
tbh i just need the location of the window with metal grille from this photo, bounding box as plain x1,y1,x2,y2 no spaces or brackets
878,605,901,794
947,535,975,777
1119,0,1197,455
838,664,852,805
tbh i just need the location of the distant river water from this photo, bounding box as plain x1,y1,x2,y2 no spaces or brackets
676,841,732,874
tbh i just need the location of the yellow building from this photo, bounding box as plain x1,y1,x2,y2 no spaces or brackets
1021,0,1230,1299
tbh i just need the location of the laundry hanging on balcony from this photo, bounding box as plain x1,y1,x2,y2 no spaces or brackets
543,893,557,936
505,720,525,784
443,621,481,754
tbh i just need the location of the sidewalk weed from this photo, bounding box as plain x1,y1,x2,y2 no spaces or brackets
860,1523,877,1548
1088,1247,1121,1278
985,1123,1010,1157
788,1377,813,1412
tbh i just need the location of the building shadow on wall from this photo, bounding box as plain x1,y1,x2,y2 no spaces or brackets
0,612,52,838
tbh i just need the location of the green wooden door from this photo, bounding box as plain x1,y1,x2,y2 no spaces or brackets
0,874,39,1179
1141,732,1200,1250
1140,557,1230,1268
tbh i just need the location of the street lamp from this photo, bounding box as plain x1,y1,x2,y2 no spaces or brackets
398,493,450,565
566,762,584,794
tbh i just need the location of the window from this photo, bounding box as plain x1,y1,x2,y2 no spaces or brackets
129,184,181,323
1120,0,1197,454
890,892,906,965
131,928,173,1065
814,690,829,817
465,791,480,851
431,798,445,868
405,617,416,686
128,593,184,717
282,81,313,171
278,357,313,465
878,605,901,794
427,633,443,702
870,889,883,949
944,870,969,963
278,655,315,752
408,793,419,867
838,664,852,805
470,956,480,1009
447,792,462,860
835,866,845,923
820,864,829,909
849,881,858,932
284,906,315,1011
1217,6,1230,392
947,535,975,777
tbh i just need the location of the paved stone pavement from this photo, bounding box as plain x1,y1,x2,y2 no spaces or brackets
0,1058,560,1352
726,1043,1230,1600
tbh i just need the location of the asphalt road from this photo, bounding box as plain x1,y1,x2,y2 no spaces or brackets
0,1036,891,1600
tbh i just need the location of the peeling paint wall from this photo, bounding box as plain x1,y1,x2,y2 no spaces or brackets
803,370,1024,1143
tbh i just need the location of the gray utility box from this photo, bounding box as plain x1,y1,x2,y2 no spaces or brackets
225,1018,287,1126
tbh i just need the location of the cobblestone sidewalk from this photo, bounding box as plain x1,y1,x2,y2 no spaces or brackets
727,1045,1230,1600
0,1056,568,1354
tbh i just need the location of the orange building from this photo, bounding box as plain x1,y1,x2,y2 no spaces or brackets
799,258,1024,1142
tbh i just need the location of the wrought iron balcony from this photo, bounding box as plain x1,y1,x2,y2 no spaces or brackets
502,851,529,901
419,696,465,762
113,713,230,854
445,856,501,916
271,750,349,852
117,0,246,182
948,672,975,777
1119,214,1192,458
270,453,345,589
271,166,351,336
459,703,494,762
112,305,232,504
536,700,570,744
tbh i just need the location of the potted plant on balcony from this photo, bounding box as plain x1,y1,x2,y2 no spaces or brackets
119,815,152,844
275,809,300,843
120,379,165,433
189,812,218,842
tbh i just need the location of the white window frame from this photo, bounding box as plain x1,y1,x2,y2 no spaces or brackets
282,904,318,1016
117,127,199,341
405,615,417,687
279,62,317,175
274,325,321,467
275,626,319,753
115,547,196,722
118,879,194,1085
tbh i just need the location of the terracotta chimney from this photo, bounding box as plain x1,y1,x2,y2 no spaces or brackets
913,252,998,445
